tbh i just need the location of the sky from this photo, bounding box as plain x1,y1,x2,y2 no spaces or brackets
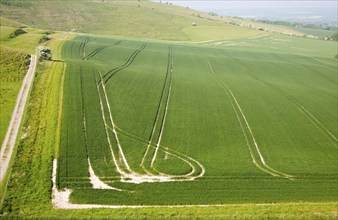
164,1,337,9
159,1,338,25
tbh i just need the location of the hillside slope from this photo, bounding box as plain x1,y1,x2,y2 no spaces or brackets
0,0,304,41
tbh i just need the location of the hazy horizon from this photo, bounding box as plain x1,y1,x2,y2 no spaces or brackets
158,1,338,26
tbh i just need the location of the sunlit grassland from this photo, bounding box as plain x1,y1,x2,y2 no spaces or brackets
0,0,267,42
0,26,17,40
0,58,65,213
0,45,30,148
0,21,68,208
0,28,47,54
0,21,67,149
0,16,25,28
183,25,263,41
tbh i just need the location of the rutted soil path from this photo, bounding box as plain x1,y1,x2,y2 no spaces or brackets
0,55,37,182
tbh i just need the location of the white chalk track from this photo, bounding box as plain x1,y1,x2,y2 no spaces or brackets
52,47,205,208
0,55,37,182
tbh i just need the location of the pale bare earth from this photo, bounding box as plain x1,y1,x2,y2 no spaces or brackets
52,160,335,210
0,55,37,182
95,70,205,184
87,158,122,191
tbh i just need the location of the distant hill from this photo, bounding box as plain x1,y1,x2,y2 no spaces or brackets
0,0,305,41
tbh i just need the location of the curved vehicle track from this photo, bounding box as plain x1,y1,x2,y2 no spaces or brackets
203,56,292,179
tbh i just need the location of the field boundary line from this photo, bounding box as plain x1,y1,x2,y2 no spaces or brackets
54,62,66,159
53,61,66,191
64,62,70,178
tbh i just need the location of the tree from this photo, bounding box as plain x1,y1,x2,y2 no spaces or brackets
331,32,338,41
38,46,52,60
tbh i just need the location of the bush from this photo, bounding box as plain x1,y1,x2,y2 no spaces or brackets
331,32,338,41
38,46,52,60
9,28,26,38
39,35,51,43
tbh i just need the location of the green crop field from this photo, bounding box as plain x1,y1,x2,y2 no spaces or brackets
0,0,337,218
57,34,337,206
290,27,336,38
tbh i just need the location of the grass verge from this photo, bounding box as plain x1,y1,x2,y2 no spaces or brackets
0,45,30,147
0,56,65,214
